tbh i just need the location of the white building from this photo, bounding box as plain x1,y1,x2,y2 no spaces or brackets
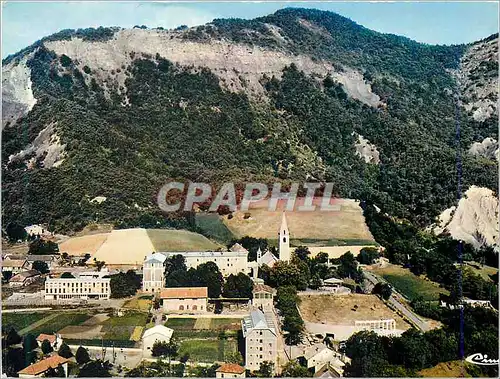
161,248,249,277
216,363,246,378
142,325,174,356
142,245,249,292
252,283,275,310
242,310,278,372
160,287,208,313
44,275,110,300
278,213,291,262
142,253,167,293
36,333,63,350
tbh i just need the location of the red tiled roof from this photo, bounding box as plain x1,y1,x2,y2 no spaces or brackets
216,363,245,374
10,270,40,282
1,259,26,267
18,354,69,375
36,334,56,344
253,283,274,293
160,287,208,299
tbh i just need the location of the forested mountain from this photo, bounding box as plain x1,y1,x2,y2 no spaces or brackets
2,8,498,233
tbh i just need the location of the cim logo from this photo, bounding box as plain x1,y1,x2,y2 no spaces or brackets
465,353,499,366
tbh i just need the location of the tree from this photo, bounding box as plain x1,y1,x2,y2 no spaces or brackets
192,262,224,298
357,247,380,265
281,360,312,377
337,252,363,282
28,238,59,255
32,260,49,274
76,346,91,365
270,261,309,290
309,274,322,290
5,222,27,242
110,270,141,298
58,342,73,358
294,246,310,261
165,254,187,274
78,360,112,377
223,273,253,298
283,315,304,345
22,333,37,352
256,361,274,377
229,237,268,261
372,282,392,300
4,328,22,346
41,339,53,355
391,328,432,370
60,272,75,278
44,364,65,377
343,331,390,377
224,351,243,365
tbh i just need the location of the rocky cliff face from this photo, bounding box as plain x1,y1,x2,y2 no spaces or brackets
1,9,498,235
458,34,498,122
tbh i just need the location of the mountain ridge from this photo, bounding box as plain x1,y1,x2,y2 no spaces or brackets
2,8,498,235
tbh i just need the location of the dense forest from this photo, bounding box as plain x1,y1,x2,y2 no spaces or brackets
1,8,498,233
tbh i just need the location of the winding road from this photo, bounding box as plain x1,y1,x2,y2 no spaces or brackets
363,270,431,332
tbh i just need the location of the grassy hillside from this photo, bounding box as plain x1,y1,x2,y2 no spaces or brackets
147,229,221,251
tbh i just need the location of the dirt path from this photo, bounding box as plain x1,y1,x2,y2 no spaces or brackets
18,313,59,335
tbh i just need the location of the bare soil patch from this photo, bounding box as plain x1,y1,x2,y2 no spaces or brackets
223,198,374,242
299,293,410,329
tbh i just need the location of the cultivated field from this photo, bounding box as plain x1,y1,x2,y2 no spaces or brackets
221,198,374,244
4,310,149,348
165,317,240,362
123,295,153,311
368,264,449,301
147,229,221,252
58,233,108,256
57,227,221,265
178,339,238,362
299,294,410,329
2,313,48,332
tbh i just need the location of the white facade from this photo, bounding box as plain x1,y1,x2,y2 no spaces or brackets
162,250,249,277
142,253,167,292
142,325,174,356
161,287,208,313
142,247,249,292
44,277,110,300
278,213,290,262
252,284,275,310
242,310,278,372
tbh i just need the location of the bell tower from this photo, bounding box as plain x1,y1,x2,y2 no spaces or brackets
278,212,290,262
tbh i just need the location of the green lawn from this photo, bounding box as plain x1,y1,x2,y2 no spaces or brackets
102,311,148,340
29,313,92,335
165,317,240,338
2,313,48,332
178,339,238,362
210,318,242,330
165,318,196,330
195,213,234,244
371,265,448,301
147,229,220,252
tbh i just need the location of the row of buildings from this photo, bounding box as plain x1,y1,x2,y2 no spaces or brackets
142,213,291,293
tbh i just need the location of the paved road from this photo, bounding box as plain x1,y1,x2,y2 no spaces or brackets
363,271,430,332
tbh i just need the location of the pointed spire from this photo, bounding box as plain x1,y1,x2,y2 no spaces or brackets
280,211,288,235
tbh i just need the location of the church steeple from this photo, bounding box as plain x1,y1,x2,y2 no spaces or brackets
278,212,290,262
